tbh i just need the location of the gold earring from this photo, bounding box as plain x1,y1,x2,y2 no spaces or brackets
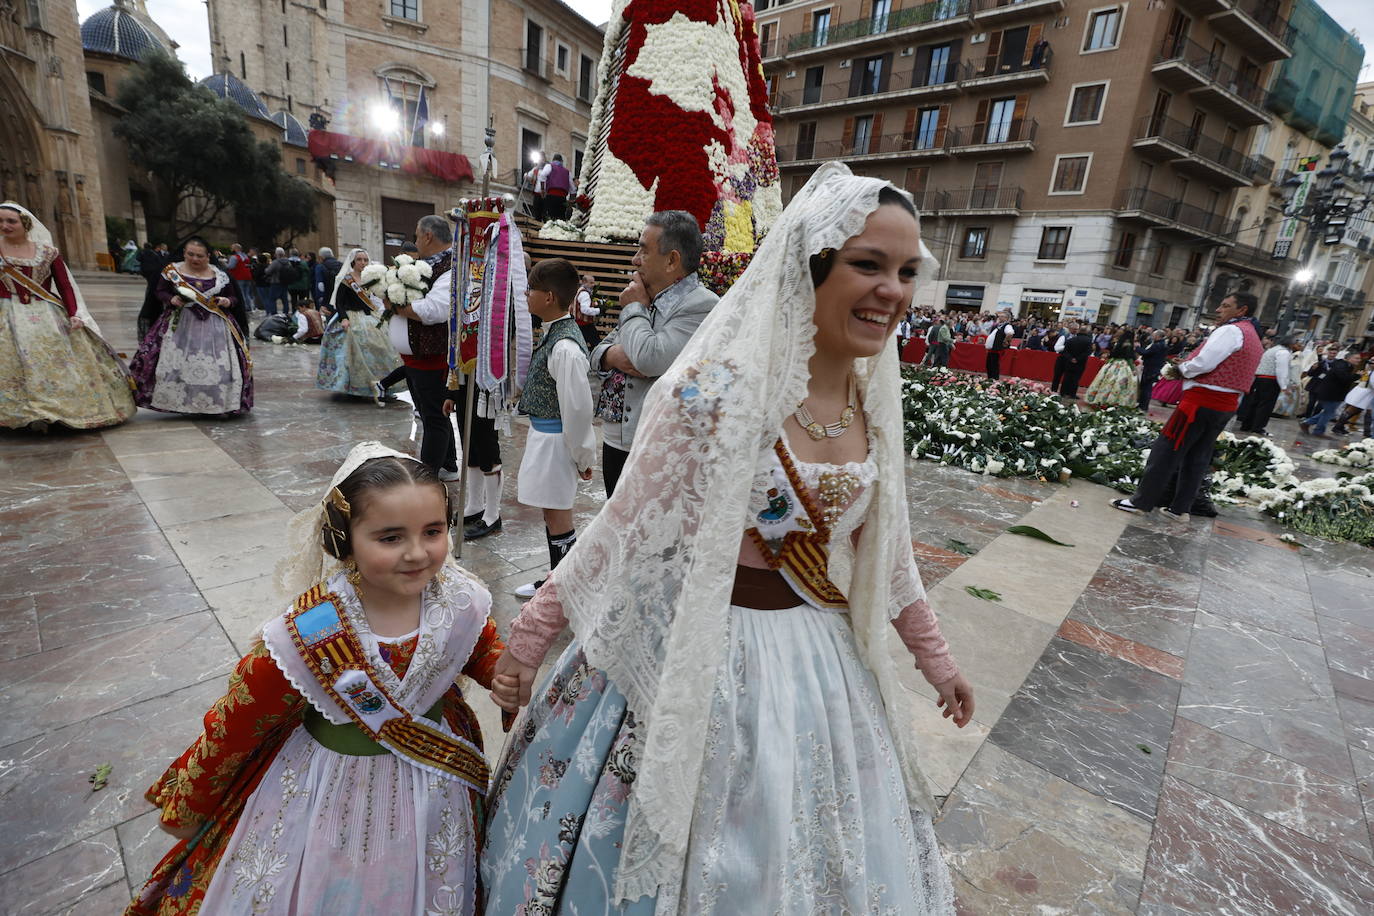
344,557,362,588
818,248,833,260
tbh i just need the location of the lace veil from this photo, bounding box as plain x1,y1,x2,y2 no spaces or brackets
0,201,102,335
328,248,372,311
552,162,941,906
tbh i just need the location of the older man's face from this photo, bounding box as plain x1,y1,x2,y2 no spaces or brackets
632,225,680,297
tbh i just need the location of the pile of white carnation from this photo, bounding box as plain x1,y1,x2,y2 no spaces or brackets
359,253,432,309
1312,438,1374,469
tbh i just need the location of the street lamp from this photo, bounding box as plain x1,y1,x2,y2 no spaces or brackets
1276,145,1374,336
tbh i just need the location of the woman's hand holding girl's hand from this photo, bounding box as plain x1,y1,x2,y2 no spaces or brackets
68,315,84,331
170,295,185,306
491,651,538,712
934,673,975,728
341,318,350,330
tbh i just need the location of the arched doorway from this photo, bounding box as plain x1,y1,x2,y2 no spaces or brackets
0,57,52,229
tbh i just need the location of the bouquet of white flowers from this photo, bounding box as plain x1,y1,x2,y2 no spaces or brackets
359,253,434,326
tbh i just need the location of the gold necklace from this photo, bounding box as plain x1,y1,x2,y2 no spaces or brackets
795,374,857,441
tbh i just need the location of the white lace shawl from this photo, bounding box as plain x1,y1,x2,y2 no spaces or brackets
552,162,942,906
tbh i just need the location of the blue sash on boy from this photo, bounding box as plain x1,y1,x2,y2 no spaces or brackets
262,570,491,793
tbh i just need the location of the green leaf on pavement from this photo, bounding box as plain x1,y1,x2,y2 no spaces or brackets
945,538,976,555
1006,525,1075,547
964,586,1002,602
89,763,113,792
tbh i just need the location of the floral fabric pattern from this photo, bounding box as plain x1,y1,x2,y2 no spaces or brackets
316,311,398,398
0,246,135,429
1083,358,1139,409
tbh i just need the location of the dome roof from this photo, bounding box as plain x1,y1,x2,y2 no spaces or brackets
81,3,163,62
271,110,309,147
200,72,271,120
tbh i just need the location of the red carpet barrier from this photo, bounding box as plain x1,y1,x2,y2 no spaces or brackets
900,341,1106,388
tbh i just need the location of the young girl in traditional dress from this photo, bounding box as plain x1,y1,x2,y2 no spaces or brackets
481,163,972,914
128,443,507,916
316,248,399,398
1084,328,1140,409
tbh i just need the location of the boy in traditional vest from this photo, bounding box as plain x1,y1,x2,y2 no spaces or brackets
512,258,596,598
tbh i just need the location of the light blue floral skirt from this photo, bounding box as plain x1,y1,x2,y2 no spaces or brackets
315,314,397,398
481,605,955,915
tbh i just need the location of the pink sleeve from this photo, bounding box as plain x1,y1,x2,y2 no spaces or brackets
506,574,569,667
48,254,78,316
891,598,959,687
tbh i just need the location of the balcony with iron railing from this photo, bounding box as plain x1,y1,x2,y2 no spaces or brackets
940,185,1024,213
776,0,973,60
1151,36,1269,126
1208,0,1294,62
1116,187,1238,241
947,117,1037,153
971,0,1067,26
771,65,959,113
1217,241,1292,279
1131,115,1273,187
777,126,956,166
958,47,1052,89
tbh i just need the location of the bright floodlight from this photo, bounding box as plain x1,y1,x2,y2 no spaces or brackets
370,102,399,133
1294,268,1315,283
529,150,544,165
429,121,445,136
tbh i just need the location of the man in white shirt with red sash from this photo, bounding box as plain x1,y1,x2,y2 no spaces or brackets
1112,293,1262,521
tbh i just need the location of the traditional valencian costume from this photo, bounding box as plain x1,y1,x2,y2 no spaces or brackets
129,260,253,415
316,248,400,397
1084,336,1139,408
0,202,136,430
482,164,959,913
127,443,504,916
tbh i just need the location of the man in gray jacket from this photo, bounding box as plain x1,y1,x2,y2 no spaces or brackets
592,210,719,496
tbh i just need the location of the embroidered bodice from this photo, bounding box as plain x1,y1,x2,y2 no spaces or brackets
740,425,880,610
0,243,76,314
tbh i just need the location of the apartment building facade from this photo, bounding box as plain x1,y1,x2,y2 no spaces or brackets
206,0,602,256
761,0,1296,327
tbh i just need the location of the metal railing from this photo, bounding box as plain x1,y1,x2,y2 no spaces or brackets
943,185,1024,209
948,117,1037,148
972,0,1064,11
774,65,959,109
784,0,971,54
1219,241,1287,272
1154,36,1266,108
960,47,1052,80
1135,115,1271,180
1116,187,1237,237
1228,0,1295,46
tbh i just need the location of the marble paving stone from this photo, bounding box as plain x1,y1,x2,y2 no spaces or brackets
1205,532,1308,584
131,468,278,504
0,677,223,875
1110,525,1209,577
200,574,286,654
0,829,124,916
162,506,296,591
911,540,970,589
1180,611,1351,779
918,584,1059,723
0,528,184,605
1354,748,1374,854
0,451,127,500
1123,512,1214,545
453,541,523,590
0,486,161,552
0,613,234,747
35,562,206,651
112,445,241,481
1197,562,1321,644
1166,716,1372,863
987,636,1179,820
1300,542,1374,583
0,429,110,461
899,680,991,797
117,810,171,900
1320,615,1374,681
1212,518,1303,551
1309,573,1374,630
49,879,134,915
1066,553,1199,657
1139,776,1374,914
143,483,285,527
1333,672,1374,754
0,597,39,662
937,743,1151,915
1056,619,1186,680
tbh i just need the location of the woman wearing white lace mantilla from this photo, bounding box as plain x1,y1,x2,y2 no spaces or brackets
481,163,972,914
316,248,399,398
0,201,136,431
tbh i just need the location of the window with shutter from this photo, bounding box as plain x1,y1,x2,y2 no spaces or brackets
961,227,989,259
1113,231,1136,268
1051,155,1091,194
1084,7,1121,52
1065,82,1107,125
1037,226,1071,260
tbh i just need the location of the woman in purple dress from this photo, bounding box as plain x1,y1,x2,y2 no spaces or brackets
130,237,253,415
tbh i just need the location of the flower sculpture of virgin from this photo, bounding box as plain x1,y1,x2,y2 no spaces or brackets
580,0,782,252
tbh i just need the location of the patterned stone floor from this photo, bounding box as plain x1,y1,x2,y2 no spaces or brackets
2,274,1372,914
